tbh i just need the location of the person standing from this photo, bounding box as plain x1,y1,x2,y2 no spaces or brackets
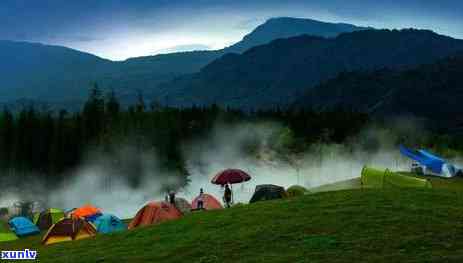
224,184,232,208
168,190,176,205
197,188,204,210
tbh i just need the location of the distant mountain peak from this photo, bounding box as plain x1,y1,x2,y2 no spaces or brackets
225,17,368,53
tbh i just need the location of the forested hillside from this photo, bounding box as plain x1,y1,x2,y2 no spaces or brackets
158,29,463,109
293,53,463,130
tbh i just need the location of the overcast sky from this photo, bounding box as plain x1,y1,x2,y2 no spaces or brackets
1,0,462,60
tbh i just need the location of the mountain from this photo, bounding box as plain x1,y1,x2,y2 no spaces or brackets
0,17,366,108
0,40,113,102
157,29,463,109
225,17,368,53
292,53,463,130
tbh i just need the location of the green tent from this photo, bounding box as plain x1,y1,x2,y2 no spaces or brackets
0,232,18,242
34,208,65,230
361,166,432,189
361,167,386,188
0,222,18,242
250,184,287,203
286,185,310,197
385,170,432,188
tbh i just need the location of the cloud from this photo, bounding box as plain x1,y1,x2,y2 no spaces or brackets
155,44,212,54
47,34,104,43
234,18,265,30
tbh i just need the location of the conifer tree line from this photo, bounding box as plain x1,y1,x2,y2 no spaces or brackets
0,84,460,188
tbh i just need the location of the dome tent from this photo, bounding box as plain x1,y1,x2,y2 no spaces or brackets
94,214,126,234
42,217,97,245
191,193,223,210
249,184,287,203
286,185,309,197
71,204,102,222
128,201,182,229
34,208,65,230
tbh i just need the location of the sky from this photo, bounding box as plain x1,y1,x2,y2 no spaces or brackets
1,0,462,60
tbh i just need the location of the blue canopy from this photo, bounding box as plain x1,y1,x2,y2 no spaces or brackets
85,212,103,223
93,214,126,234
399,145,444,174
8,217,40,237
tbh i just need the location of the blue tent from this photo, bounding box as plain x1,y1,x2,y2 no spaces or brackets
8,217,40,237
93,214,126,234
399,145,445,174
85,212,103,223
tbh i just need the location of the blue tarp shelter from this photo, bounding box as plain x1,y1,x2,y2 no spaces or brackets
8,217,40,237
93,214,126,234
399,145,444,174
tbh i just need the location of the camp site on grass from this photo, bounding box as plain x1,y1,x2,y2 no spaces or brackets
2,157,463,261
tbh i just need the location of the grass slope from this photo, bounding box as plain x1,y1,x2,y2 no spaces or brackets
3,189,463,262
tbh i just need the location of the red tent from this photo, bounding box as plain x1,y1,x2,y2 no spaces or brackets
191,194,223,210
128,201,182,229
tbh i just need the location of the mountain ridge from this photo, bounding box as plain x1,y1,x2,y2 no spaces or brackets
0,17,368,107
156,29,463,109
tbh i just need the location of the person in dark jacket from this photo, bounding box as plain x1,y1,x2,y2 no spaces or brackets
224,184,232,208
168,190,176,205
197,188,204,210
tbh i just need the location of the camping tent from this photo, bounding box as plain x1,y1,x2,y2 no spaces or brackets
360,167,386,188
42,217,97,245
34,208,65,230
128,201,182,229
361,166,432,189
399,145,460,177
0,222,18,242
0,232,18,242
8,217,40,237
249,184,287,203
93,214,126,234
191,194,223,210
71,205,102,222
400,145,444,174
286,185,309,197
174,197,192,214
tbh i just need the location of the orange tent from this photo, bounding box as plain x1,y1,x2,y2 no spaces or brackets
72,205,101,220
128,201,182,229
191,193,223,210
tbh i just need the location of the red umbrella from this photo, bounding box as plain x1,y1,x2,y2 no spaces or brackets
211,169,251,185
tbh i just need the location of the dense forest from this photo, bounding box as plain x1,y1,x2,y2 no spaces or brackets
0,84,461,191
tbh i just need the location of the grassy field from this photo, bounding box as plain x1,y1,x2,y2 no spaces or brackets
3,188,463,262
